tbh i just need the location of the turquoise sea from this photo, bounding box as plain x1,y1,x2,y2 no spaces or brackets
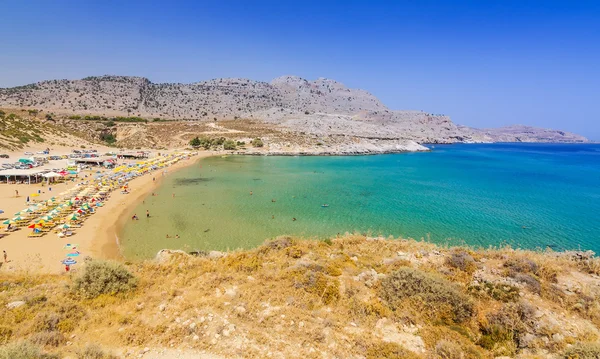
120,143,600,260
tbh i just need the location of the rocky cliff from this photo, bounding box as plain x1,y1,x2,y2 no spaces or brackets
0,75,589,144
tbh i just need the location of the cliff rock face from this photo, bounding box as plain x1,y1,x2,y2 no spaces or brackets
0,75,589,144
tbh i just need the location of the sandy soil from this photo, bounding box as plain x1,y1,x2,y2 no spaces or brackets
0,146,217,274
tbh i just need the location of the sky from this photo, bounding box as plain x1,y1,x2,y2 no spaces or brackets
0,0,599,139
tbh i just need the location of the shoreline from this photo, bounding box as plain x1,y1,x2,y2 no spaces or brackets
96,151,221,261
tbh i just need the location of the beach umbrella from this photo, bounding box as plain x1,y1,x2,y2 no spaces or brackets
2,219,15,225
66,252,79,257
57,224,71,229
40,215,53,221
12,216,24,221
27,223,42,229
68,170,77,175
61,258,77,265
0,210,4,214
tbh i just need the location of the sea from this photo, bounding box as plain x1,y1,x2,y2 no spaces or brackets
119,143,600,260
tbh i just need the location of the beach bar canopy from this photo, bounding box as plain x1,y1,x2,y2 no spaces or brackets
42,171,62,178
0,168,45,184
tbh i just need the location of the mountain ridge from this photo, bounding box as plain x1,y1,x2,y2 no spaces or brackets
0,75,589,144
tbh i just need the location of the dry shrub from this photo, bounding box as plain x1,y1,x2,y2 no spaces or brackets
512,273,541,294
30,331,65,347
349,297,391,320
72,260,137,299
0,341,57,359
478,302,535,355
76,343,119,359
221,252,261,272
420,326,484,359
0,327,11,345
435,339,463,359
446,251,477,273
262,236,294,252
380,267,475,323
295,270,340,305
468,281,519,302
579,258,600,276
562,342,600,359
365,341,421,359
504,258,539,275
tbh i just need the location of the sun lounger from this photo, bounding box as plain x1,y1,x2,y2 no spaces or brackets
28,232,45,238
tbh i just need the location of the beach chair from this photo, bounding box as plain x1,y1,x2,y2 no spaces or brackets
28,232,45,238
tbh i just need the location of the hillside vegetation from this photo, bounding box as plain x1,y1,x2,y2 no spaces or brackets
1,235,599,358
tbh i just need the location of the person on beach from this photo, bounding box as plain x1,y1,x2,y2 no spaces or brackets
132,214,138,220
65,264,70,272
175,234,180,238
172,193,175,198
3,250,7,263
166,234,171,238
146,210,150,218
15,190,18,197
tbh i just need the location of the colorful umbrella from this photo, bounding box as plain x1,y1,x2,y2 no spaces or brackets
2,219,15,224
61,258,77,265
57,224,71,229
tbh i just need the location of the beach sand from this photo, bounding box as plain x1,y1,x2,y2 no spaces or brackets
0,148,217,274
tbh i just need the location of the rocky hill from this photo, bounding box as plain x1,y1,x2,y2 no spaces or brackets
459,125,589,143
0,75,589,145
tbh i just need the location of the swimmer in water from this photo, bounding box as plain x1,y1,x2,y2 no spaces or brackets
293,218,296,221
250,191,253,195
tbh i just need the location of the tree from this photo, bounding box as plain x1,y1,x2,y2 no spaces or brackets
189,136,201,147
251,138,264,147
223,140,236,150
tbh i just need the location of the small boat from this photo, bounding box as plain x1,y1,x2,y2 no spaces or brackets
321,204,329,208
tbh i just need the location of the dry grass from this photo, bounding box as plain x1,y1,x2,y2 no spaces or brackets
0,235,598,358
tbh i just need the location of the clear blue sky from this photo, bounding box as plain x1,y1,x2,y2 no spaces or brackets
1,0,598,139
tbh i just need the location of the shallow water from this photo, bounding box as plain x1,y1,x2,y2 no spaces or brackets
120,143,600,259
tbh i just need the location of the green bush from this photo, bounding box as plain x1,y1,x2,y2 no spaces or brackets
0,341,57,359
379,267,475,323
251,138,264,147
72,260,137,299
563,342,600,359
223,140,237,150
189,136,201,147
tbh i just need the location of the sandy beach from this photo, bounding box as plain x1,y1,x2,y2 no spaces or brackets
0,147,217,274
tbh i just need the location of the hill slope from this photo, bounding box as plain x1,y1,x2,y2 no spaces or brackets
0,75,589,145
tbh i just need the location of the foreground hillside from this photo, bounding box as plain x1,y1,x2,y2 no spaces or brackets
1,235,599,358
0,76,589,144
